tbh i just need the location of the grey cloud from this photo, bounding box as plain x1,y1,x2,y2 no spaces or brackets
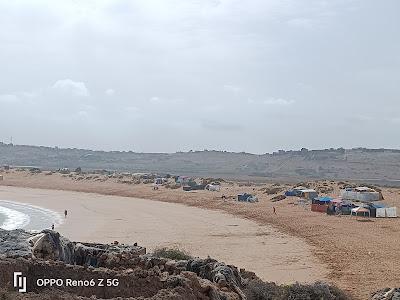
52,79,90,97
223,85,242,94
0,94,19,103
105,89,115,96
263,98,295,106
0,0,399,153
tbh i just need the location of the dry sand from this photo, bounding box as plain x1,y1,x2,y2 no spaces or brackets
0,185,327,285
1,171,400,299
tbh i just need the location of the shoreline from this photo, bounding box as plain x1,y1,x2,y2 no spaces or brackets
0,185,327,285
0,202,30,230
0,199,63,231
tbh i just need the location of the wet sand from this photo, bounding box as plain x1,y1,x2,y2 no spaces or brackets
0,185,327,284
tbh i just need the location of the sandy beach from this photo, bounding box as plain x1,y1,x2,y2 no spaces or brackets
1,171,400,299
0,185,327,285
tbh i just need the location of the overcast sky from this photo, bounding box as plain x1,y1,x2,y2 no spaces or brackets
0,0,399,153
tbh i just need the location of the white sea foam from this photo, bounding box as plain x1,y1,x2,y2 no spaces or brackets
0,200,63,230
0,205,30,230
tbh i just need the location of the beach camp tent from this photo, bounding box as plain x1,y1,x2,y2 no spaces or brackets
285,190,298,196
368,203,397,218
376,207,398,218
311,197,332,213
351,207,370,217
290,187,308,197
376,208,386,218
237,193,258,202
385,207,397,218
332,199,354,215
340,187,380,202
330,198,342,204
314,196,333,203
206,184,221,191
176,176,192,184
328,198,342,215
299,189,318,200
154,178,165,185
367,203,386,218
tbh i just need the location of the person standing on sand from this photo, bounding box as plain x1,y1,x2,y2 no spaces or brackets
64,210,68,218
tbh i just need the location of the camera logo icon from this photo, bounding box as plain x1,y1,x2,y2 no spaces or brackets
13,272,27,293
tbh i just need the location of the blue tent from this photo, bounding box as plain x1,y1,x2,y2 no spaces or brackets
369,203,386,208
368,202,386,217
316,196,333,202
312,196,333,204
285,190,298,196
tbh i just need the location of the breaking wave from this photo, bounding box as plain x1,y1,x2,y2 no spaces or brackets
0,204,30,230
0,200,63,231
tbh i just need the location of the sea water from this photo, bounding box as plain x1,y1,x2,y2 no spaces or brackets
0,211,6,228
0,200,63,231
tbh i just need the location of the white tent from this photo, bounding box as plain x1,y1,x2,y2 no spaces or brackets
341,189,380,202
376,208,386,218
376,207,397,218
351,207,370,217
206,184,221,191
385,207,397,218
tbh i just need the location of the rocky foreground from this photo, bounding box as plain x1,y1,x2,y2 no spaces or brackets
0,229,393,300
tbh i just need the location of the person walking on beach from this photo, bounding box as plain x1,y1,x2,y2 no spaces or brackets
64,209,68,218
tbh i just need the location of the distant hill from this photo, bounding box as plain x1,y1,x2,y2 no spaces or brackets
1,143,400,185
